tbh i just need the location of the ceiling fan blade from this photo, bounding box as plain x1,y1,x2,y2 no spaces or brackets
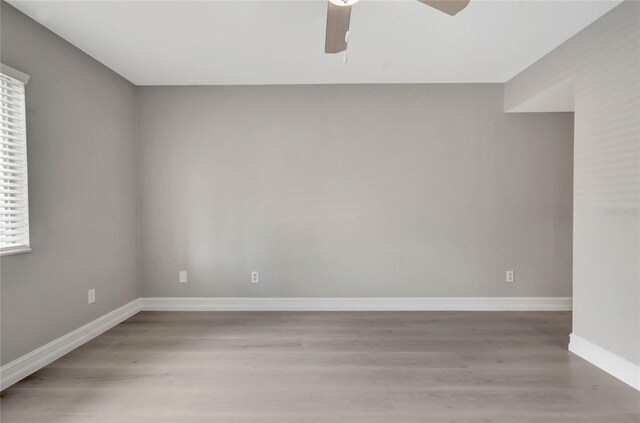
418,0,470,16
325,2,351,54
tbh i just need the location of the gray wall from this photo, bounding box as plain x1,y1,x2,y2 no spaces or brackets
137,84,573,298
506,1,639,365
0,4,139,364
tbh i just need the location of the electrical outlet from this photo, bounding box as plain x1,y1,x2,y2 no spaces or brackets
88,289,95,304
251,271,259,284
506,271,515,283
179,270,188,283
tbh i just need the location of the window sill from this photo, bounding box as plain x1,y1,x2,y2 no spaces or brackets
1,246,32,257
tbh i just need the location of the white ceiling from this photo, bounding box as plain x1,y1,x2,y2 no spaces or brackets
8,0,622,85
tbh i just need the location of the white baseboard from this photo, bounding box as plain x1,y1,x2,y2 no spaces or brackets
140,297,572,312
0,299,142,391
569,333,640,391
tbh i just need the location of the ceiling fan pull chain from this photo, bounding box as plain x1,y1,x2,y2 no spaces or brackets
343,30,349,63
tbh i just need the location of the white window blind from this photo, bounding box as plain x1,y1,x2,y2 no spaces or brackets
1,66,30,255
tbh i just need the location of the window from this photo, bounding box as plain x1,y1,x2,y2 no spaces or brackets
0,65,30,255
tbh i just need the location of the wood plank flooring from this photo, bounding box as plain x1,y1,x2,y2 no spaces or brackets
1,311,638,422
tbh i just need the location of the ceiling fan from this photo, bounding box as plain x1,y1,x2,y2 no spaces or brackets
325,0,470,54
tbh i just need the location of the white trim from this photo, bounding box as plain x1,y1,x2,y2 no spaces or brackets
0,246,32,256
140,297,572,312
0,299,141,391
569,333,640,391
0,64,30,84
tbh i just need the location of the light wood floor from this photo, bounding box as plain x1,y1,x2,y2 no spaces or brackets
1,311,638,422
